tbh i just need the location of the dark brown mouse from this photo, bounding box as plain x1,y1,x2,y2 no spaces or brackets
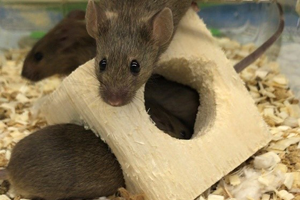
86,0,194,106
145,74,199,133
146,101,193,139
21,10,96,81
65,9,86,20
4,124,125,200
1,117,192,199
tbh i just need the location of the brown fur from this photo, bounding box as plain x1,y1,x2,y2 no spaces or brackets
6,120,194,199
0,169,7,180
66,10,86,20
86,0,193,106
21,11,96,81
7,124,125,200
146,101,193,139
145,74,200,132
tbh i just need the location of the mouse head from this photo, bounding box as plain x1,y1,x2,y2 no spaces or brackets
86,0,174,107
22,10,95,81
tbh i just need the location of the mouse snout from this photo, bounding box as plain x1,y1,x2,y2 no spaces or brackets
21,67,41,82
21,67,32,79
101,88,131,107
21,68,27,77
107,95,124,107
21,67,30,77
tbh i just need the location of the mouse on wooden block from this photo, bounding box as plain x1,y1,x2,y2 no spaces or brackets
85,0,284,107
0,124,125,199
20,12,200,139
21,10,96,82
86,0,285,107
85,0,195,106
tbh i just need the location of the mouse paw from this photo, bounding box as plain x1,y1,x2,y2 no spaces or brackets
110,187,144,200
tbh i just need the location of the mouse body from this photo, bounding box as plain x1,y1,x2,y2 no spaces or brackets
4,118,192,199
6,124,125,199
146,101,193,139
86,0,194,106
22,10,96,81
145,74,200,132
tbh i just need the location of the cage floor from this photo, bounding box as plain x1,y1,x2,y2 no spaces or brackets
0,38,299,200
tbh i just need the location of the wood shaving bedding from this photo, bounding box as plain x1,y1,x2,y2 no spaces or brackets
0,37,299,200
195,38,300,200
0,50,62,164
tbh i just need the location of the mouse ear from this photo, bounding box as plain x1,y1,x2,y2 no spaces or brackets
151,7,174,47
86,0,107,38
66,10,86,20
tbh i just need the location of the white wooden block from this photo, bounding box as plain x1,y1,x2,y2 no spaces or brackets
41,8,271,200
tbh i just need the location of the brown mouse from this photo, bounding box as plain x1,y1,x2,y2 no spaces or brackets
21,10,199,137
65,9,86,20
145,74,199,133
85,0,284,107
3,124,125,199
1,117,192,199
21,10,96,81
146,101,193,139
85,0,194,106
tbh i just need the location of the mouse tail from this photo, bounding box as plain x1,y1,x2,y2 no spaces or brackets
234,2,284,73
0,169,7,180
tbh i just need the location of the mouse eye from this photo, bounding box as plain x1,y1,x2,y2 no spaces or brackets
180,131,186,138
130,60,140,75
99,58,107,72
34,52,43,62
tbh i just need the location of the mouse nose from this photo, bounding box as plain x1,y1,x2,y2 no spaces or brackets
108,99,123,106
21,68,28,78
102,87,131,107
107,95,124,107
21,69,33,80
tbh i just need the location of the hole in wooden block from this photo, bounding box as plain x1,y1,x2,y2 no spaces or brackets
148,58,216,139
144,74,199,140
